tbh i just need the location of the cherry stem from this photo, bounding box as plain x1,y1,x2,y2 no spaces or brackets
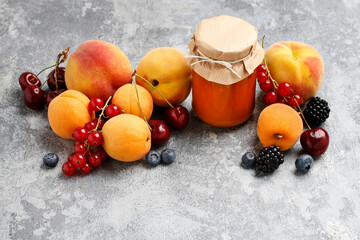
132,77,152,131
55,56,60,94
134,73,174,108
95,96,112,132
30,64,57,83
39,74,52,89
294,96,311,130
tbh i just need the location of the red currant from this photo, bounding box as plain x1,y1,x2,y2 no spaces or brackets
257,72,268,84
73,127,88,142
105,104,121,118
256,64,267,74
288,94,303,107
84,121,97,131
68,152,76,162
87,132,104,147
81,163,92,175
89,97,104,112
259,80,273,92
62,162,76,176
93,118,106,130
96,147,108,161
276,98,286,104
262,91,278,106
88,153,101,167
70,153,86,168
277,82,293,97
74,143,86,154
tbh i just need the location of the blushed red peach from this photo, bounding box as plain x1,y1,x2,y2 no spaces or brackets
65,40,133,101
265,41,324,102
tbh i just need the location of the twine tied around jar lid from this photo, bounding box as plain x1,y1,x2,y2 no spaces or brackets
187,15,265,85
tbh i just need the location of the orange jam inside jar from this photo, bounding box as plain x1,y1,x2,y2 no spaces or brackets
188,15,265,127
192,70,257,127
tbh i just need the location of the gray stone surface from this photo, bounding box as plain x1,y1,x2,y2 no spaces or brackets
0,0,359,239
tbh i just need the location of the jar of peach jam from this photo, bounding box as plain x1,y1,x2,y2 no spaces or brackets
187,15,264,127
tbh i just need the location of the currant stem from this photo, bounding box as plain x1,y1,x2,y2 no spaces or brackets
261,35,279,91
294,96,311,130
95,96,112,131
132,77,152,131
134,73,174,109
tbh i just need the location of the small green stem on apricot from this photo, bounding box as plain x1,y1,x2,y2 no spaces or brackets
132,77,152,131
134,73,174,109
294,96,311,130
275,134,283,140
95,96,112,131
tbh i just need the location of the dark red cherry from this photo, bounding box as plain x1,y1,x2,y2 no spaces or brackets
24,85,47,110
149,120,171,145
19,72,41,91
47,67,66,91
164,105,189,130
45,89,66,107
300,128,329,156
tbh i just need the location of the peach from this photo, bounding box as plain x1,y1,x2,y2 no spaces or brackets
265,41,324,102
136,47,192,107
65,40,133,101
102,114,151,162
257,103,303,151
48,90,94,139
112,84,153,120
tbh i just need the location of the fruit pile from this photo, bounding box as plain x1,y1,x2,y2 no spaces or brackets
241,38,330,175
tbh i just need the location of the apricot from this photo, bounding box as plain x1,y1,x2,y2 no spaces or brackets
136,47,192,107
48,90,94,139
265,41,324,102
257,103,303,151
102,114,151,162
112,84,153,121
65,40,133,101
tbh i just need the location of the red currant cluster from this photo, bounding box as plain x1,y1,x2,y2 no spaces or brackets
62,97,121,176
256,64,303,107
19,47,70,110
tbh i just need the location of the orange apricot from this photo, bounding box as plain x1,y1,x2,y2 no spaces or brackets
102,114,151,162
112,84,153,121
257,103,303,151
48,90,94,139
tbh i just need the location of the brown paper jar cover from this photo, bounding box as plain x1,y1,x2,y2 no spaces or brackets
187,15,265,85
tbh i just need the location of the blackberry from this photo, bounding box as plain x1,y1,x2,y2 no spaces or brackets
303,97,330,127
255,145,284,175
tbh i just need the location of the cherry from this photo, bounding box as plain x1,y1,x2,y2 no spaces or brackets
62,162,76,176
74,143,86,154
87,131,103,147
259,80,273,92
88,153,101,167
45,89,66,107
92,147,108,161
70,153,86,168
164,105,189,130
105,104,121,118
81,163,92,175
300,128,329,156
288,94,303,107
24,85,47,110
89,97,104,112
277,82,293,97
262,91,278,106
19,72,41,91
47,67,66,91
149,120,171,145
73,127,88,143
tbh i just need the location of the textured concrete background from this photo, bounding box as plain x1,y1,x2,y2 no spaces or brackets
0,0,359,239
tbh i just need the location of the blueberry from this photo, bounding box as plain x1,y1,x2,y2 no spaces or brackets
241,151,256,168
161,148,176,164
295,154,314,173
43,153,59,168
145,150,161,167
